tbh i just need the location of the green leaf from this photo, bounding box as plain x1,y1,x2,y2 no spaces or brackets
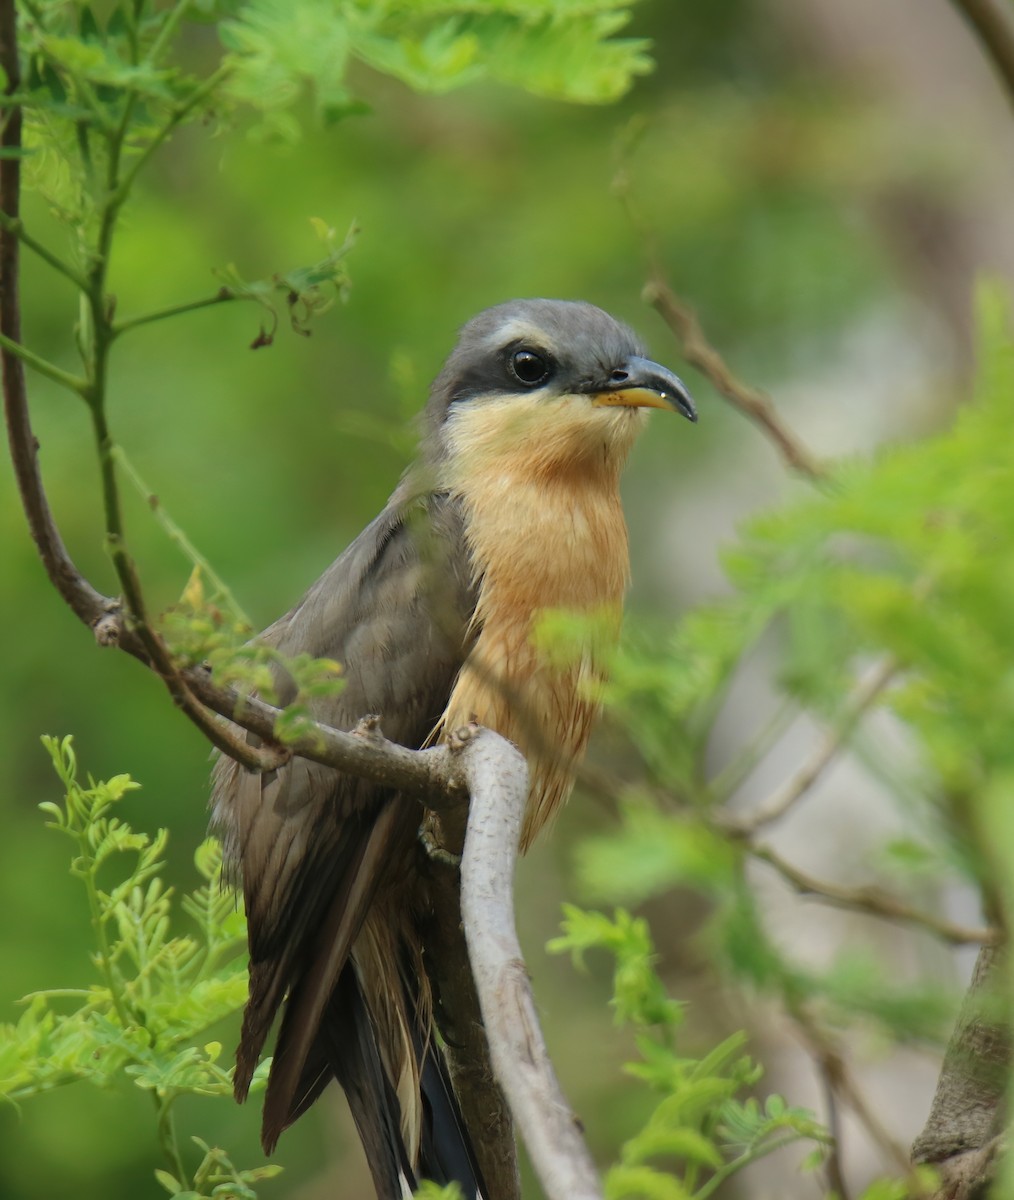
574,799,735,904
605,1163,693,1200
623,1123,722,1168
858,1169,940,1200
221,0,655,138
414,1182,465,1199
78,6,101,41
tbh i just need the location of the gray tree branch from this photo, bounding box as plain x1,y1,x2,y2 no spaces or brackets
913,945,1009,1198
454,724,605,1200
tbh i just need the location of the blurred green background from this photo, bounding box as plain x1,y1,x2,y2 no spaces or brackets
2,0,1006,1196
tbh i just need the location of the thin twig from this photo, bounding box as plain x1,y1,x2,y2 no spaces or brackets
818,1066,851,1200
66,53,264,769
153,1093,189,1189
707,697,797,805
643,277,827,480
113,64,230,205
145,647,286,770
0,210,90,290
750,842,997,947
190,677,471,806
91,403,268,765
111,445,255,629
112,288,241,339
147,0,196,65
0,328,87,392
789,1000,926,1188
724,657,900,835
612,163,825,481
951,0,1014,112
692,1134,813,1200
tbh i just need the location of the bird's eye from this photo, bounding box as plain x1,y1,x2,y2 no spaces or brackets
508,348,551,388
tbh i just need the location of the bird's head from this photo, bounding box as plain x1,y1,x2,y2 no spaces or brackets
423,299,696,487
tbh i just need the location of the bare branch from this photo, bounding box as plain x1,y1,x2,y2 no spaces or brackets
643,276,827,481
951,0,1014,112
137,638,288,772
817,1064,852,1200
750,842,997,947
789,1000,923,1188
613,162,823,482
455,724,604,1200
191,673,470,804
913,946,1010,1170
723,657,900,835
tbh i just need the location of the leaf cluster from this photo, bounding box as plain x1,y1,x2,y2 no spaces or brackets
0,737,268,1198
220,0,652,139
158,564,347,747
14,0,652,361
19,0,651,195
549,906,829,1199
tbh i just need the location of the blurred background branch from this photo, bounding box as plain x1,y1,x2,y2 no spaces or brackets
951,0,1014,109
643,276,827,480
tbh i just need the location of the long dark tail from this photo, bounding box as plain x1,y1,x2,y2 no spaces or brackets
418,1031,489,1196
264,957,488,1200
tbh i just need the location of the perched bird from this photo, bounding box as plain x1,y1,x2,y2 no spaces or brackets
212,298,696,1198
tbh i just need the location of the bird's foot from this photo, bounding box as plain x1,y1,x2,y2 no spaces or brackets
352,712,384,741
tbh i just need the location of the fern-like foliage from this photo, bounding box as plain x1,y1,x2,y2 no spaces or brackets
220,0,651,137
549,906,830,1199
0,736,274,1199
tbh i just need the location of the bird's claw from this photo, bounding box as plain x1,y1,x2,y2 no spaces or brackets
352,713,384,740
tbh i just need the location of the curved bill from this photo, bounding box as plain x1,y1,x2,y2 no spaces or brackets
588,355,697,423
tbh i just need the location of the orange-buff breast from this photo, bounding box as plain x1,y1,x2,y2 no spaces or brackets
436,395,641,847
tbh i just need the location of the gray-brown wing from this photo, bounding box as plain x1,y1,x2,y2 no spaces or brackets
211,486,476,1097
